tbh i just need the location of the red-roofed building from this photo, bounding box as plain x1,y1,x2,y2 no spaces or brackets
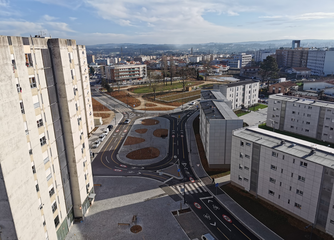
268,82,298,94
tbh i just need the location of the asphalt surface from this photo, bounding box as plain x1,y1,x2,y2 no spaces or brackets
91,96,259,240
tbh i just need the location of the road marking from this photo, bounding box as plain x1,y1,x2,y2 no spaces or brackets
185,184,194,194
233,224,251,240
105,157,109,163
193,182,203,193
189,177,195,183
201,200,231,232
217,227,230,240
163,177,173,184
223,215,232,223
194,202,201,209
188,183,198,193
210,222,216,226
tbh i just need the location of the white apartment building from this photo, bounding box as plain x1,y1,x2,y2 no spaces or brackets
234,53,252,68
231,127,334,237
105,64,147,82
307,49,334,76
227,59,240,68
303,80,334,92
266,94,334,144
200,91,243,168
0,35,95,240
189,56,202,63
213,80,259,110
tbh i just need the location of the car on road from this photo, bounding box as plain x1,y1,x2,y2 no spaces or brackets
124,119,131,124
92,140,101,148
190,101,196,105
107,125,113,131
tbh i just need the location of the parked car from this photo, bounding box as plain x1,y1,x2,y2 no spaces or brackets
201,233,215,240
99,134,106,141
124,119,131,124
103,128,109,134
92,140,101,148
107,125,113,131
190,101,196,105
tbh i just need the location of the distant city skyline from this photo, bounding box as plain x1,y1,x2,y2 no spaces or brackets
1,0,334,45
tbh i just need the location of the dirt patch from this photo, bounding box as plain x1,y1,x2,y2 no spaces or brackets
130,225,142,233
153,129,168,138
92,98,110,111
93,113,110,118
107,91,141,107
141,119,160,125
124,136,145,145
145,103,157,107
126,147,160,159
135,129,148,134
137,107,175,111
93,111,115,125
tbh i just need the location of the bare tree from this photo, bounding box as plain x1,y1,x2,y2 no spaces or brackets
203,59,210,81
170,55,175,85
162,54,168,86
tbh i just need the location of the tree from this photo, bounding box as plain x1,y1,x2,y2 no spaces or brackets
203,59,210,81
101,78,113,92
259,56,279,90
89,66,95,75
170,55,175,85
161,54,168,86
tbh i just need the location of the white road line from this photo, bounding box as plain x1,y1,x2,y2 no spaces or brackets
163,177,173,184
189,184,198,193
198,182,208,192
193,182,203,192
185,184,194,194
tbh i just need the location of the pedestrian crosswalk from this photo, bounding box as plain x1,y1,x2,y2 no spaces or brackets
173,182,207,195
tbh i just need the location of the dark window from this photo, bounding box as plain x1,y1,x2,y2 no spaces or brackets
20,101,25,114
25,54,33,67
7,36,12,45
37,119,43,128
54,216,60,228
52,202,57,213
49,187,55,197
40,136,47,146
29,77,37,88
35,184,39,192
32,165,36,174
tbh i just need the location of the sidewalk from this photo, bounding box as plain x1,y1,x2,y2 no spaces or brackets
185,111,283,240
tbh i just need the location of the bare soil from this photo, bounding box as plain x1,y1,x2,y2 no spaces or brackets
107,91,141,107
135,129,148,134
145,103,157,107
126,147,160,160
92,98,111,111
141,119,159,125
153,129,168,138
130,225,142,233
124,136,145,145
93,111,115,125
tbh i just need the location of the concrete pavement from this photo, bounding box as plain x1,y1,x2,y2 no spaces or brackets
239,107,268,126
185,111,283,240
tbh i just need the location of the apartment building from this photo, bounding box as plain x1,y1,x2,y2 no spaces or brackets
254,50,275,62
200,91,243,168
266,94,334,144
276,48,309,68
234,53,252,68
213,80,259,110
231,127,334,236
105,64,147,82
307,49,334,76
0,35,95,240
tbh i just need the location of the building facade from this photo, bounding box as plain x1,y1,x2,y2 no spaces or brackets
213,80,259,110
231,127,334,237
200,91,243,168
0,35,95,240
105,64,147,82
276,49,309,68
307,49,334,76
266,94,334,144
254,50,275,62
234,53,252,68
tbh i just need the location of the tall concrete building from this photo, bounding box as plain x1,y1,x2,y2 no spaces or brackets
307,49,334,76
231,127,334,237
0,35,95,240
105,64,147,82
276,48,309,68
200,90,243,168
234,53,252,68
266,94,334,144
213,80,259,110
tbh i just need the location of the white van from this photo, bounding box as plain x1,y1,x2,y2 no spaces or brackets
201,233,215,240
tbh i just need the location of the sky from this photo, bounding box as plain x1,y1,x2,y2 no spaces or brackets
1,0,334,45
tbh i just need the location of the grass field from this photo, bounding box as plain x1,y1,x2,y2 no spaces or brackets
131,81,201,94
248,103,268,111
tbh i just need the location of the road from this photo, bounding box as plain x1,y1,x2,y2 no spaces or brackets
91,94,259,240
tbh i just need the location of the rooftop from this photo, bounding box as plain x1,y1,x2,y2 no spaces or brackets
234,127,334,169
269,94,334,109
292,67,311,71
224,80,258,88
200,100,238,120
201,90,227,100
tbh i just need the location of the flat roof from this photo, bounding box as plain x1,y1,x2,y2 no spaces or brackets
234,127,334,169
200,100,239,120
225,80,258,87
269,94,334,109
201,90,227,100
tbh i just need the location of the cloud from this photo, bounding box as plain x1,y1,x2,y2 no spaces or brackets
0,0,9,7
42,14,57,21
260,12,334,21
118,19,132,26
227,10,239,16
44,22,76,32
35,0,83,9
69,17,77,21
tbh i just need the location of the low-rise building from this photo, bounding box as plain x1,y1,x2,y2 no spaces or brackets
213,80,259,110
289,67,311,78
268,82,298,94
303,80,334,92
105,64,147,82
200,91,242,168
231,127,334,237
266,94,334,144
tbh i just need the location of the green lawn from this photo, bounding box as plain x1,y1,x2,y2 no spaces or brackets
259,123,334,148
132,81,197,94
235,110,250,117
248,103,268,111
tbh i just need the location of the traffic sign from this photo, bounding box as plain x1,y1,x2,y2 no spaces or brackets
120,164,127,168
177,169,181,172
194,202,201,209
215,183,219,187
223,215,232,223
189,177,195,183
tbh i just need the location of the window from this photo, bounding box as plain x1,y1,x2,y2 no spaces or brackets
35,182,39,192
306,122,310,125
25,53,33,67
269,177,276,183
239,153,243,158
20,101,25,114
288,199,290,204
294,203,302,209
271,165,277,171
43,157,49,165
272,151,278,157
243,178,249,182
245,154,250,159
37,119,43,128
296,189,303,196
244,166,249,170
246,142,251,147
52,201,57,213
54,216,60,228
293,159,295,164
307,114,311,117
49,187,55,197
292,111,296,114
75,103,78,111
300,161,308,168
280,182,282,186
239,164,243,169
308,106,312,109
298,175,305,182
32,165,36,174
281,169,283,173
240,141,244,146
305,129,309,132
268,190,275,196
33,95,40,109
238,175,242,180
73,87,76,96
29,77,37,88
40,136,47,146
